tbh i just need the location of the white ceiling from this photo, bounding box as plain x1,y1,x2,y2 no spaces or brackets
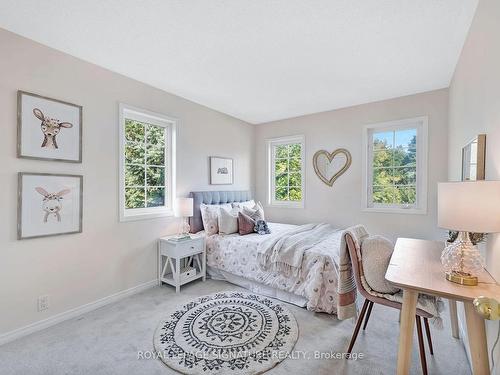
0,1,478,124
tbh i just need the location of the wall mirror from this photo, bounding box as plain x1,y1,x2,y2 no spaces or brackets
313,148,352,186
462,134,486,181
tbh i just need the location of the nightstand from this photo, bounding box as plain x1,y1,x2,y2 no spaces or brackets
157,236,206,293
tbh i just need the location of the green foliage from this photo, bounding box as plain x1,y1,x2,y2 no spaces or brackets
146,187,165,207
124,120,167,209
289,158,301,172
289,187,302,201
275,159,288,174
146,125,165,146
125,165,145,186
125,188,145,209
275,187,288,201
372,134,417,205
146,167,165,186
276,173,288,187
147,146,165,165
275,145,288,158
125,143,145,164
125,120,144,142
289,173,301,186
274,143,302,202
289,144,301,158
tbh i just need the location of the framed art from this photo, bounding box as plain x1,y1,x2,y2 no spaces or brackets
17,90,82,163
462,134,486,181
210,156,233,185
18,172,83,239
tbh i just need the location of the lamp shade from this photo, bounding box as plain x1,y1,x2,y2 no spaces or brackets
174,197,193,217
438,181,500,233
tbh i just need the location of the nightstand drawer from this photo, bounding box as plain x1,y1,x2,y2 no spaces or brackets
176,239,203,256
160,237,204,258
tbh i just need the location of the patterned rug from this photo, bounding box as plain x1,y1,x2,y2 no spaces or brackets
153,291,299,374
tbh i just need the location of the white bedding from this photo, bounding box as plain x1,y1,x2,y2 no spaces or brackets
205,222,344,314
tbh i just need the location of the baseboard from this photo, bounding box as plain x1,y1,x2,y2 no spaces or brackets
0,279,157,346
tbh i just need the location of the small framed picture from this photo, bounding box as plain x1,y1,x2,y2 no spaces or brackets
210,156,233,185
17,91,82,163
18,172,83,240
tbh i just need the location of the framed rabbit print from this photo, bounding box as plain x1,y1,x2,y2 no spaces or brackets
210,156,233,185
18,173,83,239
17,91,82,163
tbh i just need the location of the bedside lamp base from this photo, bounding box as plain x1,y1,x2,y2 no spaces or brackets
445,271,478,286
171,217,191,241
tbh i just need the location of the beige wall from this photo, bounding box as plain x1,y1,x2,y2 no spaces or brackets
0,29,254,336
255,89,449,242
448,0,500,367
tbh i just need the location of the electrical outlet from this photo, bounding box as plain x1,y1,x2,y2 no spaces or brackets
38,295,49,312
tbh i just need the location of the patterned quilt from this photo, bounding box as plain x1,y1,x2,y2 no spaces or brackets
205,223,364,318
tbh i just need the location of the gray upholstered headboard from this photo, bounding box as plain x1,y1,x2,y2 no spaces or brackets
189,191,252,233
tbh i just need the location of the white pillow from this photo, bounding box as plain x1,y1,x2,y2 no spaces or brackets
361,235,400,294
232,200,256,209
200,203,231,236
218,207,239,234
242,201,265,221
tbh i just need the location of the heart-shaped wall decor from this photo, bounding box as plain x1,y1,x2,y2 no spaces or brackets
313,148,352,186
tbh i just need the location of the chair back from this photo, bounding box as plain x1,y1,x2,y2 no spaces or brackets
345,233,372,300
345,232,432,316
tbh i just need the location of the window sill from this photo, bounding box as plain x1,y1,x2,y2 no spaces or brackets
268,201,304,209
362,207,427,215
120,209,174,222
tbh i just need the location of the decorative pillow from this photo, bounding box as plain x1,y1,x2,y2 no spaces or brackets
238,212,255,235
200,203,231,236
232,200,256,209
361,235,400,294
242,201,265,221
218,207,239,235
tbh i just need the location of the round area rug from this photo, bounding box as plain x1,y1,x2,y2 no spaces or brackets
153,291,298,375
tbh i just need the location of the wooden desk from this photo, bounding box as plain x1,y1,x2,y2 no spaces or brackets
386,238,500,375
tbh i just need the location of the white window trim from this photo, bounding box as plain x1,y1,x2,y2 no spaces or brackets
362,116,428,215
118,103,177,222
267,135,305,208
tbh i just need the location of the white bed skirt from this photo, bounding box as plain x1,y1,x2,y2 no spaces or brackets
207,266,308,308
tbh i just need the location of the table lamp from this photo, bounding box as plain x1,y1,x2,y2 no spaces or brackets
173,197,193,240
438,181,500,286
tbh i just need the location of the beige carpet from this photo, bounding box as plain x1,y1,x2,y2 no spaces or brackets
0,279,470,375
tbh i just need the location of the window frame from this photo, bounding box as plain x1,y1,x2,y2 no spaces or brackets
362,116,428,214
267,135,305,208
118,103,176,222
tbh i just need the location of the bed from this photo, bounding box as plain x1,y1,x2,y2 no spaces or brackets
189,190,364,319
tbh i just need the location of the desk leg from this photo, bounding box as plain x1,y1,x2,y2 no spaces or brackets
397,289,418,375
448,299,459,339
464,301,490,374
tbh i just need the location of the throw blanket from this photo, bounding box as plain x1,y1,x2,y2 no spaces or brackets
257,223,334,277
337,225,369,320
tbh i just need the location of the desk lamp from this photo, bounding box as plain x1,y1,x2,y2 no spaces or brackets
438,181,500,286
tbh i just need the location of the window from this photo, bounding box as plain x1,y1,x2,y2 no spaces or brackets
363,117,428,214
119,104,176,221
267,135,305,207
